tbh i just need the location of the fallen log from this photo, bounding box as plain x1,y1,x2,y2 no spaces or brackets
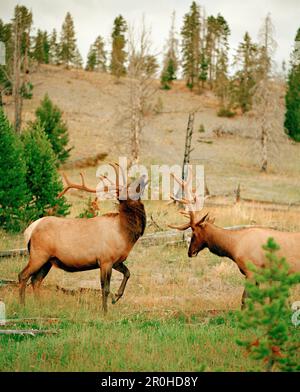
0,248,27,258
0,278,18,286
0,329,57,336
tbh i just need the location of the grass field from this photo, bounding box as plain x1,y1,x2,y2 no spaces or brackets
0,202,300,372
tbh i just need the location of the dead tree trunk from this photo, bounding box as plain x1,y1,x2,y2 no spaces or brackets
261,126,268,172
182,112,195,180
13,15,22,133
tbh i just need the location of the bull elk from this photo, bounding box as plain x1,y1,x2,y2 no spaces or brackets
169,172,300,308
19,163,147,313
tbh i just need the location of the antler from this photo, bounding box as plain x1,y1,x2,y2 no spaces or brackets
109,162,126,198
58,172,97,198
168,167,206,230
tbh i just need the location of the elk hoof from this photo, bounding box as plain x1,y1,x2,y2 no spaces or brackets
111,293,117,304
111,293,121,304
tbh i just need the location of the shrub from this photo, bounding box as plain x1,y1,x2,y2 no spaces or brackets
22,121,70,219
0,108,29,232
217,107,235,118
35,94,72,166
237,238,300,372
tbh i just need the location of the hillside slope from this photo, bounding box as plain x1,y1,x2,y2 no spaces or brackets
4,65,300,203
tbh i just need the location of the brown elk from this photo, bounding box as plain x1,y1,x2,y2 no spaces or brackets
169,173,300,308
20,163,147,313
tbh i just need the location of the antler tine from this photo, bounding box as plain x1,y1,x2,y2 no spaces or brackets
171,172,186,187
168,222,191,231
170,194,191,205
109,163,119,196
113,162,126,185
58,172,97,198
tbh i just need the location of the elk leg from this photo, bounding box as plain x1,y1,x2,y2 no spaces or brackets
112,263,130,304
241,288,248,309
100,264,112,314
31,261,52,298
241,280,259,309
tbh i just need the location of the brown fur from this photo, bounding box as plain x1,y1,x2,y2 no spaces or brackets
19,194,146,313
188,216,300,307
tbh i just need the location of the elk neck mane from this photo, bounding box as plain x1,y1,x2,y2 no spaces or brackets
118,200,146,243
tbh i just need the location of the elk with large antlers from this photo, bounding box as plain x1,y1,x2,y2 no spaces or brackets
20,164,147,313
169,172,300,308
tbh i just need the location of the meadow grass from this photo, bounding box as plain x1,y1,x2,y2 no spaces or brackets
0,202,299,372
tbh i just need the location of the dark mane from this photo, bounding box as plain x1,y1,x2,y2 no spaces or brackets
119,200,146,243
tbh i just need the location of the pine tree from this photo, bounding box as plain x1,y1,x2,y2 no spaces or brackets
0,20,13,100
110,15,127,78
32,29,49,64
73,47,83,69
205,13,230,89
34,94,71,165
233,32,258,113
49,29,59,65
181,1,201,89
215,49,233,116
42,31,50,64
86,35,107,72
161,11,179,90
0,108,29,232
86,46,96,71
284,28,300,142
22,121,69,218
59,12,77,68
237,238,300,372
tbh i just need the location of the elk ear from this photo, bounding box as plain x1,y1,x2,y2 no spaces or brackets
208,216,215,224
195,213,209,226
128,175,148,200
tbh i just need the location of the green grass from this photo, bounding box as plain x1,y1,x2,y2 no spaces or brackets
0,200,299,372
0,296,259,372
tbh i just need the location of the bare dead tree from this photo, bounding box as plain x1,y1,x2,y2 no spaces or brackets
252,79,284,172
12,6,32,133
182,112,195,180
126,18,158,165
252,14,283,172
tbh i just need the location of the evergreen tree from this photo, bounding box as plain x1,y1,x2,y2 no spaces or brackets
161,11,179,90
284,28,300,142
0,108,29,232
205,13,230,89
215,48,232,115
34,94,71,165
22,121,69,218
86,45,96,71
233,32,258,113
59,12,77,68
181,1,201,89
86,35,107,72
110,15,127,78
237,238,300,372
73,47,83,69
49,29,60,65
0,20,13,100
199,53,208,89
42,31,50,64
32,29,49,64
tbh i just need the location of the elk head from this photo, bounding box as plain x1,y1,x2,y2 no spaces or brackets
168,169,214,257
108,163,148,203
